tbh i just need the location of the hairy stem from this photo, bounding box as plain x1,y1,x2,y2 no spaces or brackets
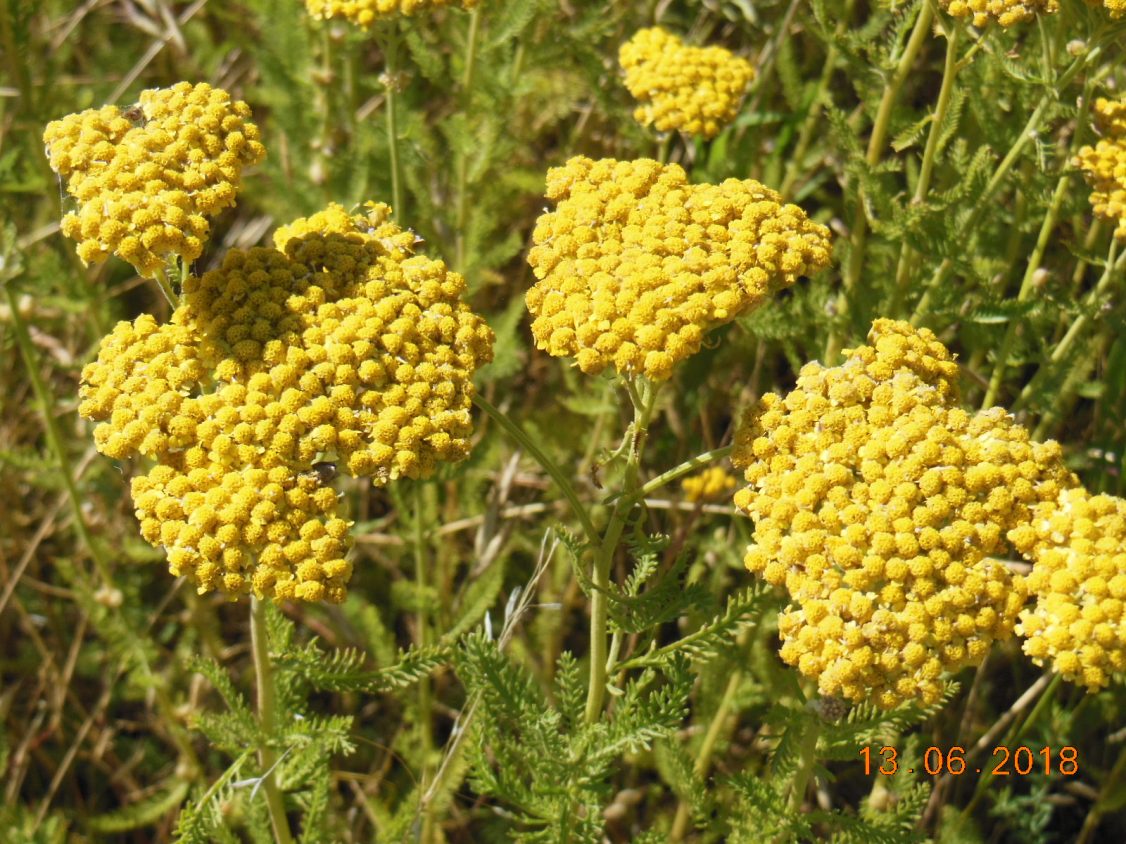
250,598,294,844
454,6,482,273
379,23,404,219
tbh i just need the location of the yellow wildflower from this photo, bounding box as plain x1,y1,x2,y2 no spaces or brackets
525,156,831,381
43,82,265,277
79,202,494,601
1086,0,1126,17
305,0,479,26
732,319,1075,708
940,0,1058,27
1010,487,1126,691
682,467,738,503
619,27,754,138
1076,97,1126,240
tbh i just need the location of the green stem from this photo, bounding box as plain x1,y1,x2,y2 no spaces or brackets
454,7,482,273
412,482,436,843
4,282,113,584
787,718,822,813
472,393,599,544
890,14,960,315
154,266,180,310
1076,741,1126,844
250,598,294,844
621,444,734,505
584,380,658,725
1018,241,1125,424
826,0,935,362
911,46,1104,324
380,24,404,219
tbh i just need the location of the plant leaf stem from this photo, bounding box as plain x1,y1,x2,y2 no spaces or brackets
584,378,658,724
249,597,295,844
618,444,734,506
413,481,437,843
890,14,961,315
786,716,822,813
471,393,599,543
824,0,935,364
454,6,482,273
1076,740,1126,844
1014,239,1125,416
911,43,1108,325
378,23,404,220
981,76,1099,410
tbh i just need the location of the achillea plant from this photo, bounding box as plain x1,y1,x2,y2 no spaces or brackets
78,202,494,601
1010,488,1126,690
939,0,1058,27
619,26,755,138
525,156,830,380
42,82,265,277
304,0,480,26
732,320,1075,707
1076,96,1126,240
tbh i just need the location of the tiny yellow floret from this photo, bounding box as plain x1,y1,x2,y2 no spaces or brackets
305,0,479,26
1076,97,1126,241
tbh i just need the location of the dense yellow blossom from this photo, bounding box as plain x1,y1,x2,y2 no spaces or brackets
525,157,831,381
43,82,265,277
939,0,1058,27
304,0,479,25
1087,0,1126,17
732,320,1075,708
682,467,738,503
619,27,754,138
1076,97,1126,240
1009,488,1126,691
79,202,494,601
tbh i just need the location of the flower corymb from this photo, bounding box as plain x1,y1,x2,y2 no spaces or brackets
1010,487,1126,691
1076,96,1126,241
939,0,1058,27
619,27,754,138
304,0,480,26
43,82,265,277
525,156,831,381
732,320,1075,708
78,202,494,601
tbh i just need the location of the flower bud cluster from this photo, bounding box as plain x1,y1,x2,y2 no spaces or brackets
732,320,1074,708
682,467,738,503
78,203,494,601
1087,0,1125,18
43,82,265,277
1077,97,1126,240
525,156,831,381
619,27,754,138
939,0,1057,27
1009,488,1126,690
304,0,479,25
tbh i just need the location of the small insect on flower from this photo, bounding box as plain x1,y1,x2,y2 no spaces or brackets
305,461,338,486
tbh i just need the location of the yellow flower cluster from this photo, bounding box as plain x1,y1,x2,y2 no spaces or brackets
619,27,754,139
43,82,265,278
304,0,479,26
732,320,1074,708
1076,97,1126,240
1087,0,1126,17
525,157,831,381
1009,488,1126,690
79,203,494,601
939,0,1058,27
682,467,738,503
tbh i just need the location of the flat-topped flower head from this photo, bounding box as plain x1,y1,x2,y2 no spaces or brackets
525,156,830,381
619,27,754,138
304,0,479,26
682,467,738,503
78,202,494,601
43,82,265,277
940,0,1058,27
1009,488,1126,691
732,320,1075,708
1076,97,1126,240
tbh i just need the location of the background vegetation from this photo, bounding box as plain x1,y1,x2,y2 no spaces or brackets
2,0,1125,840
